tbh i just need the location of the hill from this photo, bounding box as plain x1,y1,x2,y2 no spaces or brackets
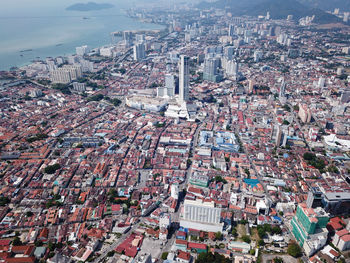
66,2,114,11
197,0,342,24
298,0,350,12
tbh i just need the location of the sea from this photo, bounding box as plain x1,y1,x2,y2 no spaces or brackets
0,0,163,70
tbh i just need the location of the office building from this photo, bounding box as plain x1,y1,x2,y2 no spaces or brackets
322,192,350,216
165,73,177,97
203,57,221,82
179,55,189,103
180,198,223,232
291,203,329,256
133,43,146,61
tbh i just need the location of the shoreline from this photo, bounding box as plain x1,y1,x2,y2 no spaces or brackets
0,14,165,72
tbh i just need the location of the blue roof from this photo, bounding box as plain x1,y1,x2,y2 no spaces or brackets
273,216,282,222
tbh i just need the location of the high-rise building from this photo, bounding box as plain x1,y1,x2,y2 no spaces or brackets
50,69,71,84
298,104,312,123
180,198,223,232
203,57,221,82
248,80,254,94
253,50,263,62
123,31,133,46
341,90,350,103
179,55,189,103
266,11,270,20
228,24,235,37
224,46,234,60
133,43,146,61
291,203,329,256
135,34,145,43
306,187,323,209
165,74,176,97
50,65,82,84
279,78,286,98
226,60,239,78
275,125,282,146
318,77,325,88
76,45,90,56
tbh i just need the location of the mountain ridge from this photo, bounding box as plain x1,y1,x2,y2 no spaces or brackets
197,0,343,24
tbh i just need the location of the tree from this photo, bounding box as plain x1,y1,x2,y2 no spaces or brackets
258,239,265,246
272,226,282,235
107,250,115,257
242,235,251,243
12,236,22,246
287,242,302,258
196,252,231,263
215,231,223,241
303,152,315,161
26,211,33,217
161,252,169,260
187,159,192,168
231,228,238,237
274,257,284,263
0,196,10,206
44,163,61,174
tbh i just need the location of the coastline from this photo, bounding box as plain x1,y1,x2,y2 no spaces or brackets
0,12,165,72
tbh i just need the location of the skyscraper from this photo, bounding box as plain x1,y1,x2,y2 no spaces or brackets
123,31,133,46
179,55,189,103
165,74,176,97
279,78,286,98
133,43,146,61
228,24,235,37
203,57,221,82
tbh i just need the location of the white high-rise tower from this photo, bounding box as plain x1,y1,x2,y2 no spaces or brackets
179,55,189,103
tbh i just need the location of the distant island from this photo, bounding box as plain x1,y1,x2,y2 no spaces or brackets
66,2,114,11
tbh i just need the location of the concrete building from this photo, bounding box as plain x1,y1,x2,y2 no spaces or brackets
180,198,223,232
50,65,82,84
203,57,221,82
171,184,179,199
133,43,146,61
298,104,312,123
179,55,190,103
291,203,329,256
125,96,168,112
76,45,89,56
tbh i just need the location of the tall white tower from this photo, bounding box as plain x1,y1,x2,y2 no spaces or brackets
179,55,189,103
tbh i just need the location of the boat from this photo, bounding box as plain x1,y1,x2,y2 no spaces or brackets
20,49,33,53
83,17,90,20
56,43,63,47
